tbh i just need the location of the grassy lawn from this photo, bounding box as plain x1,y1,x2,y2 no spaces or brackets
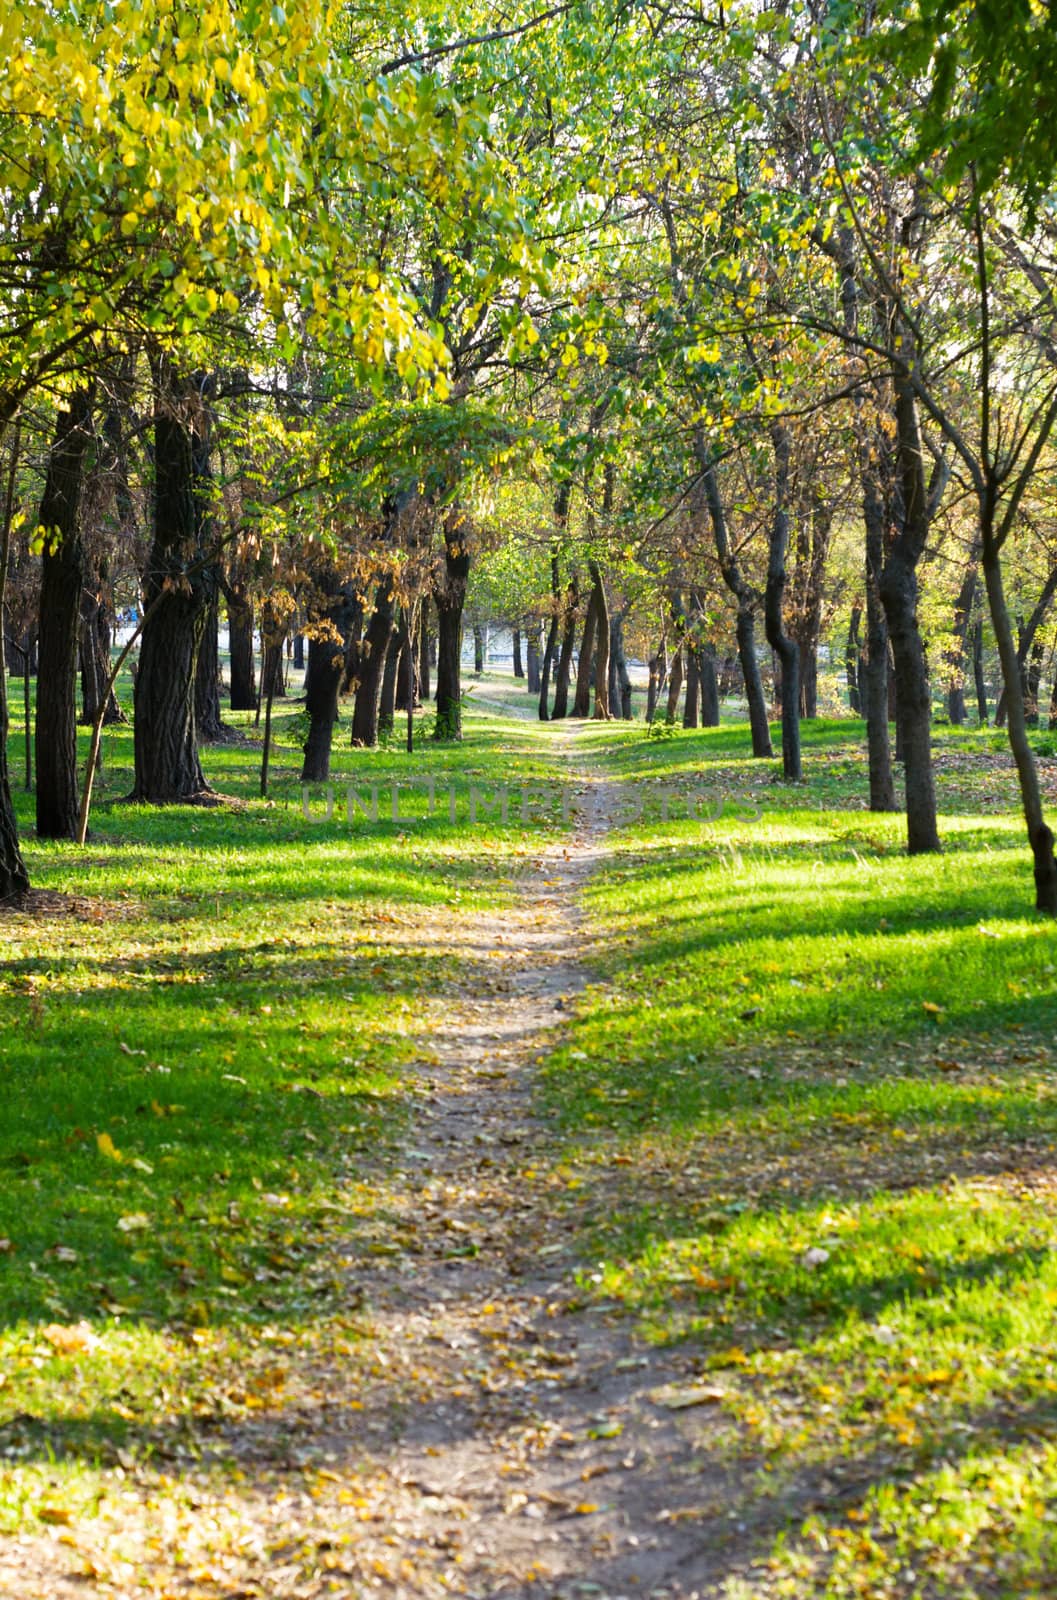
0,680,564,1535
545,715,1057,1597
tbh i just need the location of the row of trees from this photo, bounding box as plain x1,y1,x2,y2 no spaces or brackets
4,1,1057,910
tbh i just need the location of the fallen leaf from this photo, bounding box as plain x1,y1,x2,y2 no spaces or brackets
96,1131,122,1162
650,1382,728,1410
37,1506,73,1526
42,1322,99,1355
116,1213,150,1233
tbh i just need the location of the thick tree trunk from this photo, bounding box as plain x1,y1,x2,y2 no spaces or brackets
472,624,485,676
512,627,524,679
226,587,257,710
131,366,212,804
983,538,1057,912
292,633,305,671
36,388,94,840
195,592,225,741
301,587,360,782
880,366,943,853
736,607,772,758
433,509,470,741
765,422,801,781
351,581,396,747
572,589,598,717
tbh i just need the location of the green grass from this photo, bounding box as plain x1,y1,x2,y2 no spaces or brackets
542,715,1057,1598
0,675,567,1532
7,677,1057,1593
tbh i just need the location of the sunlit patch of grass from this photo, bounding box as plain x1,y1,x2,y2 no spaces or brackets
0,678,567,1530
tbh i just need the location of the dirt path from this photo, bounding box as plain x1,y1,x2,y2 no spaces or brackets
3,725,753,1600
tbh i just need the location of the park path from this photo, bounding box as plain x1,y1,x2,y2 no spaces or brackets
294,720,744,1599
5,721,755,1600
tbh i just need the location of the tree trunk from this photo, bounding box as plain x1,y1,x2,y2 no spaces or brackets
512,627,524,679
292,633,305,671
195,591,225,741
0,423,29,900
666,648,684,722
526,628,541,695
572,588,598,716
131,365,213,804
846,603,863,714
983,537,1057,912
36,387,94,840
551,582,578,720
589,561,611,719
880,367,943,854
683,647,700,728
765,421,801,781
433,509,470,741
610,608,632,719
419,616,431,704
351,580,396,747
700,643,720,726
226,587,257,710
301,587,360,783
377,621,401,736
646,638,667,724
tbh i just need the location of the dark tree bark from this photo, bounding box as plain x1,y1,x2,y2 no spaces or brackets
472,624,485,676
292,633,305,671
1050,661,1057,732
377,621,401,736
512,627,524,679
224,580,257,710
36,387,94,840
846,603,863,714
700,643,721,726
130,364,213,804
351,580,396,747
301,584,360,782
879,364,944,853
683,647,700,728
195,591,225,741
433,508,470,740
589,560,611,719
765,421,801,781
0,423,29,901
419,616,431,704
572,588,599,716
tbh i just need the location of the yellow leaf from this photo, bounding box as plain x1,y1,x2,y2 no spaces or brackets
43,1321,98,1355
96,1131,122,1161
116,1212,150,1233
